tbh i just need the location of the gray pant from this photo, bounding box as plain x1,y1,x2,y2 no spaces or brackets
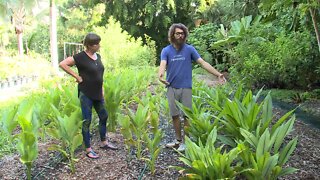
167,87,192,117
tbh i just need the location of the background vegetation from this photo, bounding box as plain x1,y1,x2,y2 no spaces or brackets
0,0,320,178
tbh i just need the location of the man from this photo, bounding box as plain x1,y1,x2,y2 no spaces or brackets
158,23,226,152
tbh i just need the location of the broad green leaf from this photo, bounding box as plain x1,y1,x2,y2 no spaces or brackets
261,93,273,125
72,134,83,151
256,130,271,158
278,167,298,177
273,117,295,152
278,138,298,166
262,154,279,177
240,128,258,147
271,109,295,134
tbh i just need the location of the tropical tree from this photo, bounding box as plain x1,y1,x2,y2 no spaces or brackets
259,0,320,52
76,0,219,56
0,0,40,55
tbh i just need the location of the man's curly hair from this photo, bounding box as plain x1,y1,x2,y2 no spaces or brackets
168,23,189,43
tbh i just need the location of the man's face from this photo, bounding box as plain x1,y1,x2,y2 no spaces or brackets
173,28,185,45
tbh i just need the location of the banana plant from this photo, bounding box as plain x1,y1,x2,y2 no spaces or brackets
239,115,298,179
176,127,242,179
47,106,83,173
211,15,264,50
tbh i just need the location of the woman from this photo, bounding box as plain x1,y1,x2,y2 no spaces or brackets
59,32,117,159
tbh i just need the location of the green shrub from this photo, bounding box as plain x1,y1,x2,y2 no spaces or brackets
25,24,50,58
188,23,219,66
177,128,241,179
94,17,157,69
0,54,52,80
230,29,317,89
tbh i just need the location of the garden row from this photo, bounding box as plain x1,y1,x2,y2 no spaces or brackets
0,67,298,179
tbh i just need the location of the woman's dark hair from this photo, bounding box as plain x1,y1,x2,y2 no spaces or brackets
168,23,189,43
83,33,101,47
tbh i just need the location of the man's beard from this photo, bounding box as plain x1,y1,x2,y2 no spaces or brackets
173,37,185,47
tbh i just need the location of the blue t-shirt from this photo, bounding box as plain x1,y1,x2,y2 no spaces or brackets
160,44,201,88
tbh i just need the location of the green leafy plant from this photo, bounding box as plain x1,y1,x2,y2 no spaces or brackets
47,107,83,173
142,129,163,175
126,104,149,159
118,114,134,157
104,68,155,132
215,88,266,144
177,128,241,179
177,101,219,145
1,105,19,138
239,115,298,179
211,15,263,50
104,75,126,132
94,17,157,69
142,98,163,175
230,29,316,89
121,92,163,174
14,100,39,180
210,86,292,148
188,23,218,66
290,92,307,104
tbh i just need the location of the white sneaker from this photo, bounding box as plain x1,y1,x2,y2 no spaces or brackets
166,139,181,148
177,143,186,152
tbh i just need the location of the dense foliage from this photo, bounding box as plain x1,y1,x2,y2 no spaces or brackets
230,28,319,89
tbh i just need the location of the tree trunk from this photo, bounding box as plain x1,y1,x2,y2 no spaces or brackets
16,30,23,56
309,7,320,53
50,0,59,74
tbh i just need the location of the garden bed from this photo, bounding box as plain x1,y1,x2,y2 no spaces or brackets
1,76,320,179
0,107,320,179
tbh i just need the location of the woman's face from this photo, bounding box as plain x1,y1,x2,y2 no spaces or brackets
89,42,100,52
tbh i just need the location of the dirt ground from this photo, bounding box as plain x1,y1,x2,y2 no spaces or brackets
1,77,320,179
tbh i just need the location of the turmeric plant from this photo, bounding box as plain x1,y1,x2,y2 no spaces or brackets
47,106,83,173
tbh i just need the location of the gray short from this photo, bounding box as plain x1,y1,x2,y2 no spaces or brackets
167,87,192,117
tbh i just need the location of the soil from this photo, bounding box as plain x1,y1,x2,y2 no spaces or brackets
1,76,320,180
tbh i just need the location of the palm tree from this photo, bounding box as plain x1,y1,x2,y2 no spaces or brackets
1,0,61,73
0,0,39,56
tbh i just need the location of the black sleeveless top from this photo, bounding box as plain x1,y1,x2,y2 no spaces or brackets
73,51,104,100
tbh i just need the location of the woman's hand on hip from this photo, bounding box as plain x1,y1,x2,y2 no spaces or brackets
76,76,83,83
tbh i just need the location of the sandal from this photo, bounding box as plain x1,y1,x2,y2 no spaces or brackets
100,142,118,150
86,150,99,159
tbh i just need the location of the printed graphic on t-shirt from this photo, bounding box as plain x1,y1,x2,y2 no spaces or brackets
171,55,185,62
